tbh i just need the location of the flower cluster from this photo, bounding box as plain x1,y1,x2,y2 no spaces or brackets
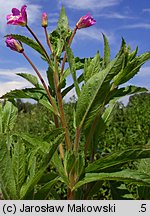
5,5,96,52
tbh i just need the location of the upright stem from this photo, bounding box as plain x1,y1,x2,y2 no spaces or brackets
26,25,50,61
44,27,54,55
22,52,58,115
74,127,80,152
53,57,71,151
23,51,64,159
60,26,78,76
67,188,74,200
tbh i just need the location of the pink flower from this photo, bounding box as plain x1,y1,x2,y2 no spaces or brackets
42,12,48,27
5,36,24,53
6,5,27,26
76,13,96,29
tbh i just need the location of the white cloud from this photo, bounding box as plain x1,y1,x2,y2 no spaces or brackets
143,8,150,13
138,66,150,77
0,0,41,34
96,12,134,19
121,23,150,29
76,27,115,43
0,81,29,98
0,67,49,98
59,0,120,10
0,67,35,97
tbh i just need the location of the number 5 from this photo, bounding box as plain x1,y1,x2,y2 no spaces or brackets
141,204,146,212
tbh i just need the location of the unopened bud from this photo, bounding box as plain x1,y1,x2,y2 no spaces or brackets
42,12,48,27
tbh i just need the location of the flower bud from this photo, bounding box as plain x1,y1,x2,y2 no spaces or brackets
76,13,96,29
42,12,48,27
5,36,24,53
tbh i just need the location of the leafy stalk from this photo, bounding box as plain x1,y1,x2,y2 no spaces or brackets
53,57,71,151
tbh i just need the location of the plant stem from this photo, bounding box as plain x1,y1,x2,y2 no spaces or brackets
67,188,74,200
84,112,101,154
74,127,80,152
53,57,71,151
22,51,64,159
44,26,54,55
22,52,58,115
26,25,50,61
60,26,78,76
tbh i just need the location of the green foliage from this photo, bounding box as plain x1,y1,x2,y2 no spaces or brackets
2,5,150,200
102,33,110,67
73,170,150,190
65,45,81,97
0,134,17,199
17,73,41,88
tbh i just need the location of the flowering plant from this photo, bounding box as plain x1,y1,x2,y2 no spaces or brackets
0,5,150,200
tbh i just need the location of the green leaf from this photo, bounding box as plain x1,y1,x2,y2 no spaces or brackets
57,6,69,34
52,151,69,185
0,104,2,133
73,170,150,190
76,52,124,130
64,152,76,176
2,101,17,133
113,51,150,86
49,30,69,57
84,52,101,83
16,133,50,154
102,33,110,68
137,158,150,199
89,99,118,148
65,45,81,97
38,97,59,116
46,66,55,94
34,177,60,199
111,85,148,101
20,133,64,199
12,140,26,198
1,88,59,116
86,148,150,173
1,88,46,101
0,134,17,199
6,34,45,57
109,182,134,200
17,73,41,88
61,74,83,98
43,128,63,142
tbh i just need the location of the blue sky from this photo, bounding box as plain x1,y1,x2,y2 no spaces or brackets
0,0,150,101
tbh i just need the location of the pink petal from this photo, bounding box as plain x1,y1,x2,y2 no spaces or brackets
6,14,12,20
21,5,27,23
21,5,27,15
12,8,20,16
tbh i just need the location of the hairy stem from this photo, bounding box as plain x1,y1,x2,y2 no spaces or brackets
26,25,50,61
53,57,71,151
22,52,58,114
44,26,54,55
74,127,80,152
60,26,78,76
